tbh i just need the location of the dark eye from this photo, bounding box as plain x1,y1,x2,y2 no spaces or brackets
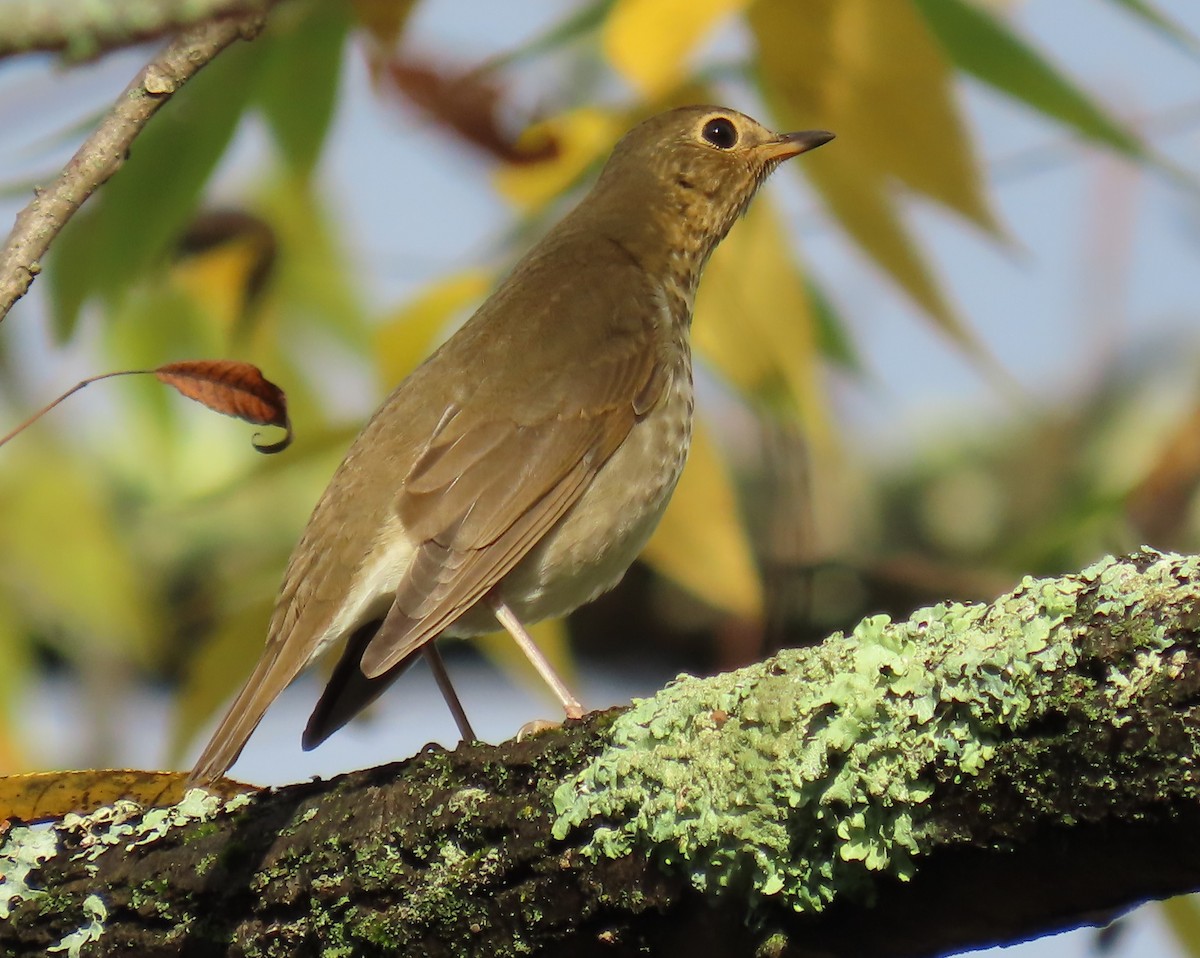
701,117,738,149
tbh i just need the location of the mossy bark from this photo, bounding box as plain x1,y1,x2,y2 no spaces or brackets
3,549,1200,957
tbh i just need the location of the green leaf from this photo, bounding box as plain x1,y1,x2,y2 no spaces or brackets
255,173,372,349
808,276,861,373
481,0,613,73
0,443,159,667
48,37,264,340
256,0,351,176
913,0,1145,160
1105,0,1200,57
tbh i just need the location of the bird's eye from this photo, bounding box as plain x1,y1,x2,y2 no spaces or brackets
701,117,738,149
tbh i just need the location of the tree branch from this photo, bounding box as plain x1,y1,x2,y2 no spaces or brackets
0,0,272,61
0,11,268,324
3,549,1200,956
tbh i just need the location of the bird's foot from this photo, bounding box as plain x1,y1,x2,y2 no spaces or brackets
516,702,588,740
516,718,561,741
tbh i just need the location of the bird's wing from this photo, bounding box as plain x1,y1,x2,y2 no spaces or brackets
357,326,668,679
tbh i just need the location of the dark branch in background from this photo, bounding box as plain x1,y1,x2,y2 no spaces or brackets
0,10,270,324
0,0,271,61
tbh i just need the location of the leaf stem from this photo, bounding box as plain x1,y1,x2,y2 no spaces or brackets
0,369,148,448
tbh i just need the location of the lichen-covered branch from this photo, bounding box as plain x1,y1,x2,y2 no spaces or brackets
0,0,272,61
0,11,267,324
3,549,1200,957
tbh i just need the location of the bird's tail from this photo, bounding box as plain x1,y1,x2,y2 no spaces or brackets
302,620,415,750
186,648,296,787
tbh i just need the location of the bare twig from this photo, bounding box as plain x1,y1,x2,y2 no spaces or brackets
0,0,272,61
0,11,268,324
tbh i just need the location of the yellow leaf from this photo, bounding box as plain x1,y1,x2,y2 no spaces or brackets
750,0,985,348
374,270,493,386
603,0,752,98
494,108,623,209
1163,896,1200,958
693,199,826,439
171,240,255,332
348,0,418,50
642,420,763,619
170,214,277,336
750,0,998,233
0,769,254,823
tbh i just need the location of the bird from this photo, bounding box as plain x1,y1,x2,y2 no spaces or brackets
187,105,834,786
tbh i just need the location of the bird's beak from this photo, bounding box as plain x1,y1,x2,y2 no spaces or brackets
759,129,836,162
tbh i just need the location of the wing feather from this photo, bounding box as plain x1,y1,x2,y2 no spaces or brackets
358,425,605,677
356,313,670,679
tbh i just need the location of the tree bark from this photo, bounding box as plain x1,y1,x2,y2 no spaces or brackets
3,548,1200,957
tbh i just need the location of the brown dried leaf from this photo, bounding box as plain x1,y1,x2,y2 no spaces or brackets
0,769,255,824
385,58,557,164
154,359,292,453
1126,404,1200,548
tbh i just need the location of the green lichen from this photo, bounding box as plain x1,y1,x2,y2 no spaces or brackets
553,550,1200,915
0,786,253,945
0,825,58,918
195,851,218,876
756,930,789,957
124,789,225,850
46,893,106,957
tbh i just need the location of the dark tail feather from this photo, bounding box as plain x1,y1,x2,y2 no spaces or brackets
302,620,421,750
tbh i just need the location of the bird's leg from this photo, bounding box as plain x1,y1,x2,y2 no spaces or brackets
488,595,585,719
423,644,477,742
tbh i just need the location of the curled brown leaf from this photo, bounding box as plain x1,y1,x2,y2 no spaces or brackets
154,359,292,453
1,360,292,453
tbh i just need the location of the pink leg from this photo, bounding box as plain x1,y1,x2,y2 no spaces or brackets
488,596,584,719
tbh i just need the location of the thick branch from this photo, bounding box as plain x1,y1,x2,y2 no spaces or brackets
3,549,1200,957
0,11,267,323
0,0,272,61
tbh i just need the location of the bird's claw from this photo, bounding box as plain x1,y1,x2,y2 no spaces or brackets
516,718,562,741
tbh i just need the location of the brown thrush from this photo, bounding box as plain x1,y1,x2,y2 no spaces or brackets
187,106,833,785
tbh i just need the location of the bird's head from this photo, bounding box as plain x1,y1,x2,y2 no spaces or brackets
583,106,834,279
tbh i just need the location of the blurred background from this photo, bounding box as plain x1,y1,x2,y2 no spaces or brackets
1,0,1199,953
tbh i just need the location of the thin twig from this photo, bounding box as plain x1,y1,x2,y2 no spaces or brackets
0,11,268,324
0,0,272,62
